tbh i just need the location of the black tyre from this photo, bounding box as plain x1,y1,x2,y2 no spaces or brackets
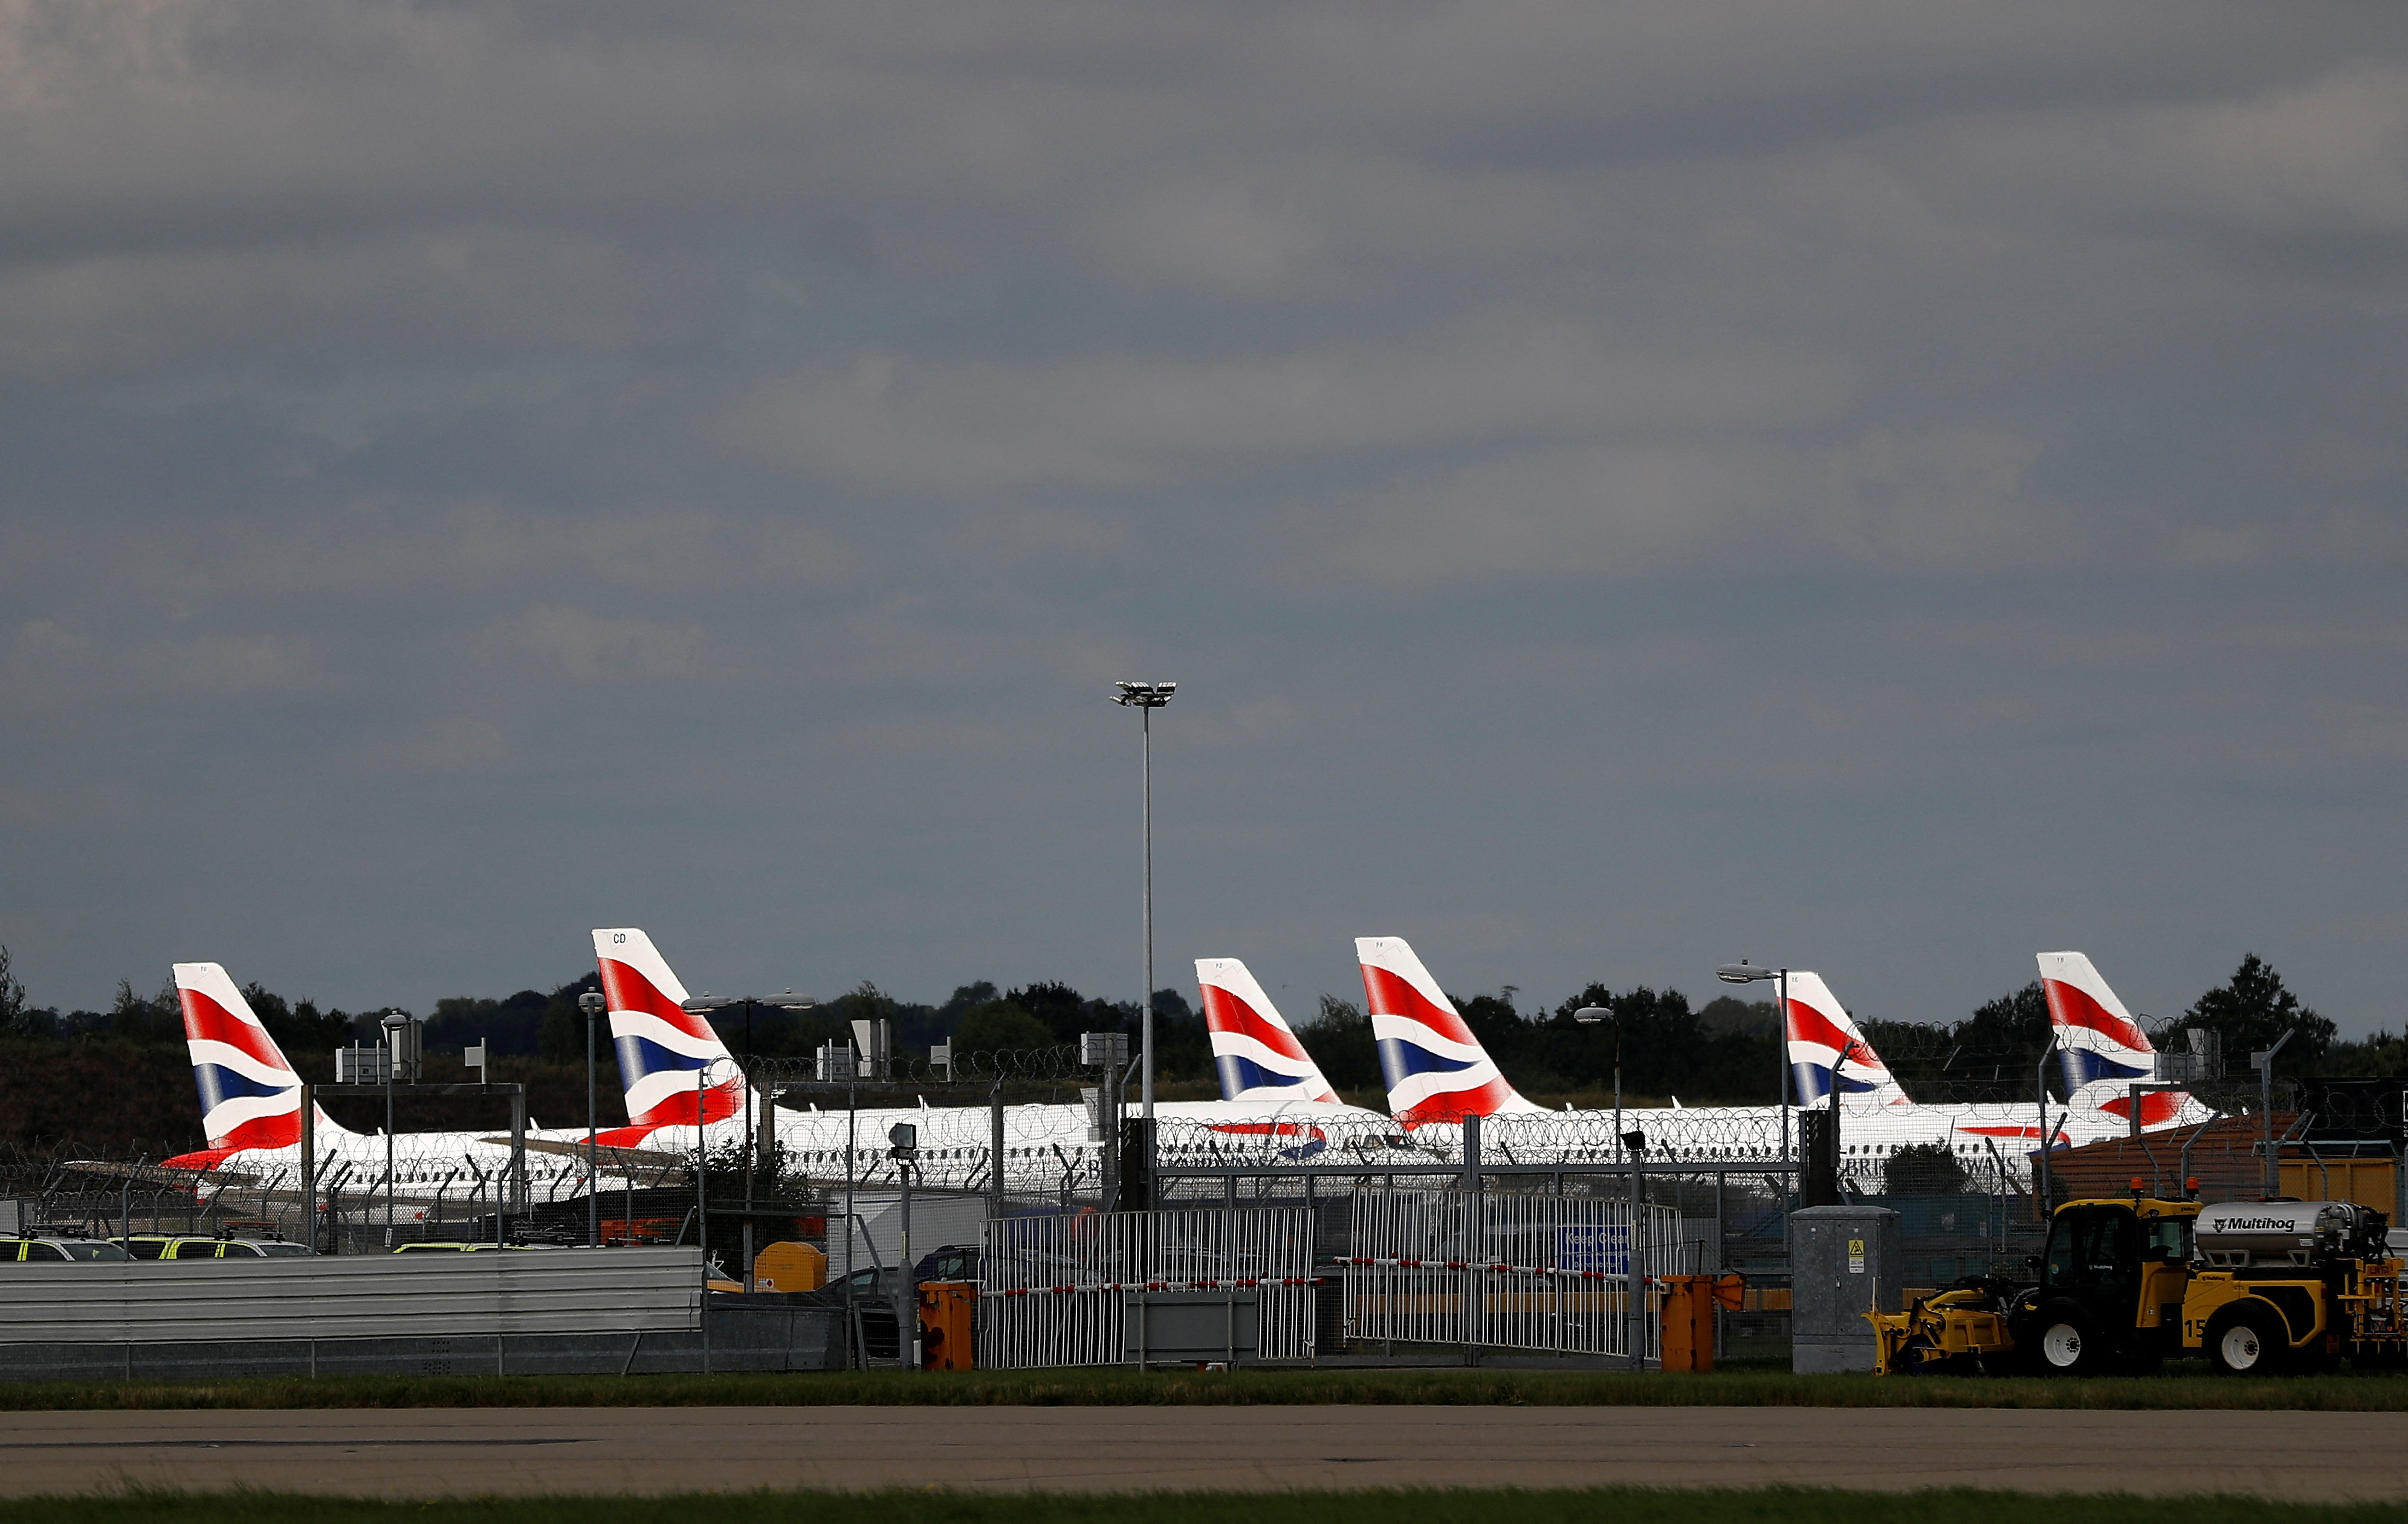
2206,1302,2290,1376
2025,1300,2108,1375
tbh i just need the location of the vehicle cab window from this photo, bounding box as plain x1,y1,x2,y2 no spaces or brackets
2146,1216,2193,1263
24,1242,67,1261
60,1242,129,1261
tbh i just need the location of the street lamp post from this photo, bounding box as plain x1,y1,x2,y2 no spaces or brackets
1715,961,1791,1175
1574,1005,1622,1158
578,990,606,1248
1112,680,1176,1121
379,1010,410,1248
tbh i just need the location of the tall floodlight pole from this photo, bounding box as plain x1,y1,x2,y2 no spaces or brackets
578,989,606,1248
1113,680,1177,1119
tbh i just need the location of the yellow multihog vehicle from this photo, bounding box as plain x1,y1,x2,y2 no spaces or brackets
1870,1189,2408,1375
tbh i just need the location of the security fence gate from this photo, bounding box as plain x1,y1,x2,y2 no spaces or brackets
979,1206,1316,1368
1345,1187,1683,1360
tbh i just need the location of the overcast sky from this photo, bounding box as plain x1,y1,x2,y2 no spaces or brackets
3,2,2404,1036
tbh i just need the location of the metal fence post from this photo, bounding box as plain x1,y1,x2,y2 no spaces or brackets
300,1086,316,1252
1628,1137,1646,1371
1461,1113,1481,1365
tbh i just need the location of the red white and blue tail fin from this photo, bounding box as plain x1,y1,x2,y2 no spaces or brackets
173,962,301,1153
592,928,743,1137
1197,958,1338,1106
2038,951,2186,1126
1356,936,1540,1124
166,961,353,1169
1784,971,1912,1111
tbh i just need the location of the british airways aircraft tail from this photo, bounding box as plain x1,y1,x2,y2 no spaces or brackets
1356,936,1542,1124
592,928,742,1140
2037,951,2187,1126
1197,958,1338,1106
1784,971,1913,1111
164,961,354,1170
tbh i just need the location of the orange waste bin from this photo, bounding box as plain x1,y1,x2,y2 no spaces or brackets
918,1280,977,1370
1658,1273,1745,1372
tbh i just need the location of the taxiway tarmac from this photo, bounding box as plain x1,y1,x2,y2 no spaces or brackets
2,1404,2403,1499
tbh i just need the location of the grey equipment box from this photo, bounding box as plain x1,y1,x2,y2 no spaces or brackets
1789,1204,1902,1373
1124,1291,1260,1366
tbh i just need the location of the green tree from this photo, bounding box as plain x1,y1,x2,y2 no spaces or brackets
1695,996,1776,1038
271,996,362,1052
2321,1030,2408,1078
1941,981,2056,1103
953,1000,1053,1053
110,976,182,1043
1302,995,1380,1092
2172,953,2335,1074
0,946,33,1037
1885,1140,1970,1195
538,974,604,1063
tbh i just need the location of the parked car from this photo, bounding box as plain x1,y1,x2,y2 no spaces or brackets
114,1235,313,1260
793,1265,904,1359
1,1236,130,1262
916,1244,982,1283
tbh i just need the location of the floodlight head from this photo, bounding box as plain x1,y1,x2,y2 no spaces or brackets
577,991,606,1014
1112,679,1177,709
1716,961,1777,984
774,990,817,1010
1573,1006,1611,1025
1621,1129,1648,1153
888,1122,918,1150
380,1010,411,1031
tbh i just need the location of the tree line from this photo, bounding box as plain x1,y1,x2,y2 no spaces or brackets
0,942,2394,1126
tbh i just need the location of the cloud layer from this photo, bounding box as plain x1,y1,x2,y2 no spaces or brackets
1,0,2403,1032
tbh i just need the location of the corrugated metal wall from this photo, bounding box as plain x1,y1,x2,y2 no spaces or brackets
0,1247,702,1343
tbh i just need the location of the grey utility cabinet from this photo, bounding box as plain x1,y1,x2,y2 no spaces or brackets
1789,1204,1902,1373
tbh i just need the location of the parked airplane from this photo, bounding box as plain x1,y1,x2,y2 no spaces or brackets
1351,936,2189,1177
590,930,1395,1193
160,962,622,1207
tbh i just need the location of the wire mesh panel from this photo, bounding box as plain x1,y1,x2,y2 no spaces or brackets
1346,1185,1678,1359
979,1207,1315,1368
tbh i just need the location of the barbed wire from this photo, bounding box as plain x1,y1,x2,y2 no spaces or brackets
746,1043,1096,1088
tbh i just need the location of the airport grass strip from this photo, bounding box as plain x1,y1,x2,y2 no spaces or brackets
0,1491,2399,1524
8,1364,2408,1410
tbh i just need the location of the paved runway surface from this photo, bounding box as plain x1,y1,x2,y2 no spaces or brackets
1,1405,2403,1499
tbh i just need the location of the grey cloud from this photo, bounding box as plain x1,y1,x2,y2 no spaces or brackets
722,328,1854,493
0,0,2403,1034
